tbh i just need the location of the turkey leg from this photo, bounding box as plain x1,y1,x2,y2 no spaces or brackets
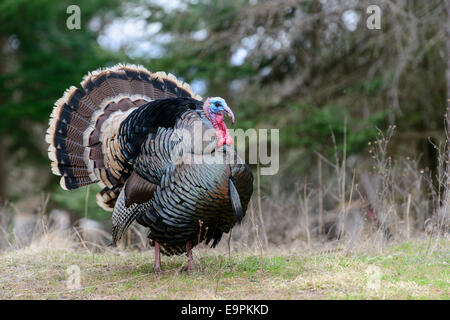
187,240,194,273
154,241,163,274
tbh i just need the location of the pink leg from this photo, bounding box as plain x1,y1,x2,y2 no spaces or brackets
154,241,162,274
187,240,194,273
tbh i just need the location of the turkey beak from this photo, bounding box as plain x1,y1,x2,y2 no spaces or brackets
223,106,235,124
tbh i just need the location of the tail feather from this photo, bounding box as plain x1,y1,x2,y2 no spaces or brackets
51,124,85,145
97,185,123,212
63,87,97,117
61,176,95,190
47,63,201,210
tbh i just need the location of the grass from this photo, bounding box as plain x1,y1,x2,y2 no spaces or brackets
0,236,448,300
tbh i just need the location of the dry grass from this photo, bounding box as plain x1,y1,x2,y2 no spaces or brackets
0,232,447,300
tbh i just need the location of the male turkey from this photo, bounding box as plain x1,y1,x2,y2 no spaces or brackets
46,64,253,272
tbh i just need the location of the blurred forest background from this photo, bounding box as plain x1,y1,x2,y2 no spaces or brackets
0,0,449,249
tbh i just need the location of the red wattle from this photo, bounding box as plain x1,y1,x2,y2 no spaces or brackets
214,115,233,147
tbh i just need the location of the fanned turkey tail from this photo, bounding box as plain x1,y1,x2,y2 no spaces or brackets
46,63,201,211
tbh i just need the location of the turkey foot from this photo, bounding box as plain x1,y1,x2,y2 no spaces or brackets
154,241,165,274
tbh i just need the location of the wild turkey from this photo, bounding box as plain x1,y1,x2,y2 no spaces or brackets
46,64,253,272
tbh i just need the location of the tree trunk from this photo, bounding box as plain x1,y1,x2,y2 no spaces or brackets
0,35,5,204
0,132,5,204
446,3,450,144
440,2,450,232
